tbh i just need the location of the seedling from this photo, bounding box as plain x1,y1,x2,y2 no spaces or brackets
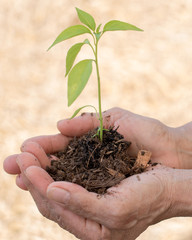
48,8,143,141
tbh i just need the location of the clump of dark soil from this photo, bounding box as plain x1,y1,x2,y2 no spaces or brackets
46,128,151,194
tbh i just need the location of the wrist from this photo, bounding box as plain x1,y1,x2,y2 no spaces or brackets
151,168,192,225
169,168,192,217
174,122,192,169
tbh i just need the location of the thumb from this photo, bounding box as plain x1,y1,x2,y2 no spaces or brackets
57,107,125,137
47,181,117,228
57,113,99,137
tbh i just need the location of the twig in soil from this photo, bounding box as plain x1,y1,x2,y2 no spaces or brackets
134,150,151,168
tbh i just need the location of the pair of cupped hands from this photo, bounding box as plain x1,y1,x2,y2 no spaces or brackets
3,108,192,240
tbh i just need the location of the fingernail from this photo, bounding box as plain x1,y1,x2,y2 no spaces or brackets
47,187,70,204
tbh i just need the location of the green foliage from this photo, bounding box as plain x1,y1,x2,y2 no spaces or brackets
47,25,91,50
103,20,143,32
65,41,86,76
48,8,143,141
96,24,102,33
68,59,93,106
76,8,96,31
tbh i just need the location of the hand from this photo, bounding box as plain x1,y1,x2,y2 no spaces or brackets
5,140,192,240
15,151,177,240
57,107,192,169
4,107,192,189
3,133,71,190
3,107,192,239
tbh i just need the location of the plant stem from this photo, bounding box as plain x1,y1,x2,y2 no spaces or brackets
95,38,103,141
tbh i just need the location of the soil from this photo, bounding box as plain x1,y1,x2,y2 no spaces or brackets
46,128,151,194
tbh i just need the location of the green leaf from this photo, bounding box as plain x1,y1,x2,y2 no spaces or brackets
76,8,96,31
68,59,93,106
103,20,143,33
65,42,85,76
94,32,101,41
70,105,98,119
83,38,90,44
47,25,91,50
96,24,102,33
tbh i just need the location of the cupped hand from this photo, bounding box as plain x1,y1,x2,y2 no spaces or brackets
3,107,186,191
15,150,174,240
3,133,71,190
57,107,183,168
3,107,191,239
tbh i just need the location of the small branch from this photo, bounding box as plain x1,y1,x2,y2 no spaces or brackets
134,150,151,168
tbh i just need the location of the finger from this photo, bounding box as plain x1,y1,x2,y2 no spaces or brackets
25,166,109,239
22,166,55,224
55,207,107,240
21,134,70,154
57,113,99,137
3,154,21,174
46,181,116,228
14,152,41,191
24,166,54,195
16,152,41,173
57,107,125,137
16,174,28,191
21,141,51,169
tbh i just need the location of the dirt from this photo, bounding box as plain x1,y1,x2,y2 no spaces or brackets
46,127,151,194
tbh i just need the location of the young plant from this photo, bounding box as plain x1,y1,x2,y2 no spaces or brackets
48,8,143,141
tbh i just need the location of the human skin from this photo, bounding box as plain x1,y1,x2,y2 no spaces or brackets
3,107,192,240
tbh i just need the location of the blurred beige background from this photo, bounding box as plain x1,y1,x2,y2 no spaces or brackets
1,0,192,239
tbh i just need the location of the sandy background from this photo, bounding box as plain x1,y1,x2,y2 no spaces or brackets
1,0,192,239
